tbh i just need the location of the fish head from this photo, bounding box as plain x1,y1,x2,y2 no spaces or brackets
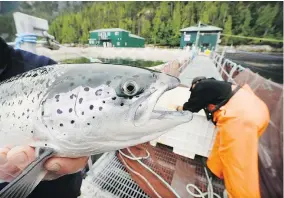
40,63,192,154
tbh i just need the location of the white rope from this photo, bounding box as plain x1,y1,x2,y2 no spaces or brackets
118,149,150,160
186,167,221,198
118,151,162,198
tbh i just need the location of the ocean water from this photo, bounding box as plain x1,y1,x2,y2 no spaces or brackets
61,57,165,68
224,52,283,84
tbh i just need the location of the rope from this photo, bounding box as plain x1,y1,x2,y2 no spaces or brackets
119,148,222,198
221,34,283,43
14,33,38,49
119,148,181,198
186,167,221,198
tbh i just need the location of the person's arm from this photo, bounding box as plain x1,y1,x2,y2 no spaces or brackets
176,83,213,113
182,87,209,112
0,37,10,72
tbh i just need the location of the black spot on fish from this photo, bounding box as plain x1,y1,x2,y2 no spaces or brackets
71,120,75,124
27,116,29,119
82,111,84,115
45,144,47,146
129,96,133,99
42,111,44,116
37,91,42,99
93,116,95,119
55,95,60,100
70,94,76,99
24,91,27,95
18,117,20,119
31,131,33,133
69,108,73,113
57,109,63,114
45,125,48,128
95,89,102,96
99,107,103,111
107,92,109,94
136,95,140,98
22,112,25,116
60,123,63,127
32,73,38,77
88,78,92,82
27,109,30,112
84,87,90,92
120,103,124,106
90,105,94,110
112,97,116,100
87,123,90,125
102,101,105,103
79,98,83,104
106,81,111,86
70,82,74,87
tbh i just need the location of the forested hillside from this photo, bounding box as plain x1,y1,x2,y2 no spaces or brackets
1,1,282,46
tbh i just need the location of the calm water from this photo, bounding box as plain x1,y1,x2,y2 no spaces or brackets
61,57,165,68
225,52,283,84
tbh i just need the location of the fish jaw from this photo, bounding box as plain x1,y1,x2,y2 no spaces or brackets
131,72,192,129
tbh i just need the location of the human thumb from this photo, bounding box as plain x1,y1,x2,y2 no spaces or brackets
6,146,35,170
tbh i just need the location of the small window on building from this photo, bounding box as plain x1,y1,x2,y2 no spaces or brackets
115,31,119,36
107,32,110,36
125,42,127,46
117,42,120,46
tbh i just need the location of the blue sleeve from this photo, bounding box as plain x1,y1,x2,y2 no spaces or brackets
14,49,57,70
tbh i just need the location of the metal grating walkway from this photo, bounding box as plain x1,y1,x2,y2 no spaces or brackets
80,152,150,198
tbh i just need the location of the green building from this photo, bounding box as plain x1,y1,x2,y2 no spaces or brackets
89,28,145,48
180,24,222,51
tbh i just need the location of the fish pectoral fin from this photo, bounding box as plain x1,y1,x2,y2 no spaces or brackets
0,147,55,198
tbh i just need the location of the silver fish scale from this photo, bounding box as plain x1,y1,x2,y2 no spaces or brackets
0,65,66,147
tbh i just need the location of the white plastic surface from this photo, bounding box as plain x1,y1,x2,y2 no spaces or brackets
151,86,217,159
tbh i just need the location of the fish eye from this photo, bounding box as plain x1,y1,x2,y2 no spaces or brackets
122,80,139,96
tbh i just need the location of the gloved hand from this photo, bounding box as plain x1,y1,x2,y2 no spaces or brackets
0,145,88,182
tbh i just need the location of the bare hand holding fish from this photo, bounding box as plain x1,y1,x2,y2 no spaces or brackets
0,146,88,182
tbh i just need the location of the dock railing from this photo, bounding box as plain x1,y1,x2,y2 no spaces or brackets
210,50,245,84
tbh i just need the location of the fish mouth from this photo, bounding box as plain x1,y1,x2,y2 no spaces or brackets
133,74,191,126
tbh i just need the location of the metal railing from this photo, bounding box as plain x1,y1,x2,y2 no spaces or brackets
210,51,245,84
